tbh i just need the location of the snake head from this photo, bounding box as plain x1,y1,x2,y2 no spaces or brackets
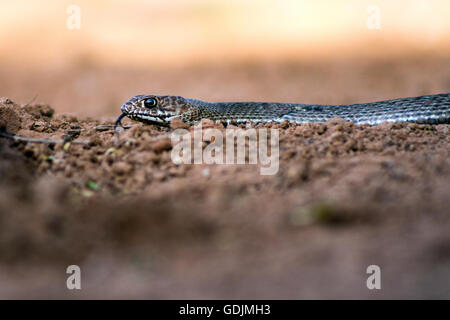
118,94,196,126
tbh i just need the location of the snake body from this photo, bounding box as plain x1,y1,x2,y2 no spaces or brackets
117,93,450,127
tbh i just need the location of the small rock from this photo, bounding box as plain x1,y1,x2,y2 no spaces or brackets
0,97,14,105
153,170,166,181
170,117,190,129
39,105,55,118
280,120,290,129
112,161,133,175
31,121,47,132
152,138,172,153
0,104,21,133
316,123,327,135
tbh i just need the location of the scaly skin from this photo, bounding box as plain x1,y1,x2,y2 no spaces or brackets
116,93,450,127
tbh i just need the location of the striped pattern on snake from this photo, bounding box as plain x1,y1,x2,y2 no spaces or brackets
116,93,450,127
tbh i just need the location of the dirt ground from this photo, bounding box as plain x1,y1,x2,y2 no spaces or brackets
0,57,450,299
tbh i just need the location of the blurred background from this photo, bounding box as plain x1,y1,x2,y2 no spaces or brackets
1,0,449,118
1,1,450,299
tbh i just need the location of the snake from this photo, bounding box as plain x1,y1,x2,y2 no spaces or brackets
116,93,450,127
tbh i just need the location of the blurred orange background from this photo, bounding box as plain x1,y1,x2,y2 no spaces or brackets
1,0,449,118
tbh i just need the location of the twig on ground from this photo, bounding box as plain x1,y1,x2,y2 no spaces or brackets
94,124,133,131
0,131,89,145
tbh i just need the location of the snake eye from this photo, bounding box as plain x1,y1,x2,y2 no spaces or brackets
143,98,157,108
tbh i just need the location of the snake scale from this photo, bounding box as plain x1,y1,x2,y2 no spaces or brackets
116,93,450,127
